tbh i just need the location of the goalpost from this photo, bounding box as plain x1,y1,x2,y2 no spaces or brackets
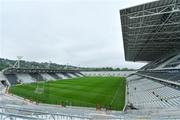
35,74,45,94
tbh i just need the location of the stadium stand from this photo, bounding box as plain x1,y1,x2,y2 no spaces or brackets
29,73,44,82
56,73,69,79
48,73,62,79
127,75,180,109
120,0,180,119
164,55,180,68
77,72,86,77
140,54,177,70
61,72,72,78
138,70,180,83
67,73,77,78
0,68,84,85
81,71,134,77
71,72,81,77
4,74,18,85
0,0,179,119
41,73,56,81
16,73,35,83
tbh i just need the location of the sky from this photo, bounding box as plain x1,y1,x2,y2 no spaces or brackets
0,0,155,69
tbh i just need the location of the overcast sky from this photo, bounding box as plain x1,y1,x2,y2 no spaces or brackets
0,0,154,68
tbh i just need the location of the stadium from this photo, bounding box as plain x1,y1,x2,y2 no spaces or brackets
0,0,180,119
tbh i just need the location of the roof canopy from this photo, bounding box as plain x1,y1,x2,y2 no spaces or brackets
120,0,180,61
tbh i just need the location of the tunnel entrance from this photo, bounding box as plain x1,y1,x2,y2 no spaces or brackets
1,80,8,87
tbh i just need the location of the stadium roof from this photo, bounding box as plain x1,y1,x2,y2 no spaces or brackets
120,0,180,62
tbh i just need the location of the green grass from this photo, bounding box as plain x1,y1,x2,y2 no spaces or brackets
9,77,126,111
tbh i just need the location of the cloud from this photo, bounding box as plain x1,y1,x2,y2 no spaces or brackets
0,0,152,68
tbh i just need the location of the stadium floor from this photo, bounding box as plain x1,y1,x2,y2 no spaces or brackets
9,77,126,111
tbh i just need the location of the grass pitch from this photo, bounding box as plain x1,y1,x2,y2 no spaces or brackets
9,77,126,110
